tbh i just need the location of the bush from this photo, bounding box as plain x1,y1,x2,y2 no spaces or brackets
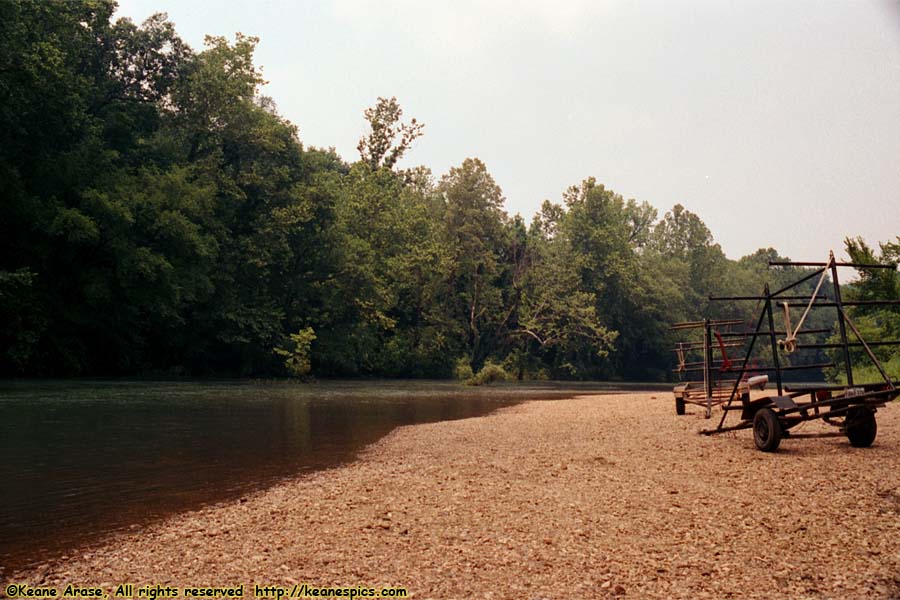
830,354,900,385
530,368,551,381
465,360,510,386
273,327,317,378
452,356,474,381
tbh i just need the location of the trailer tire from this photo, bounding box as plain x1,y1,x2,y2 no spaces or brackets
753,407,782,452
675,397,685,415
845,407,877,448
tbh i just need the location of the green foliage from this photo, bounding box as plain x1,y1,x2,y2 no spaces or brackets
274,328,317,378
824,237,900,384
452,357,474,381
0,269,46,372
501,350,549,380
438,157,511,370
828,355,900,386
356,96,424,171
465,360,510,386
556,178,672,379
2,1,889,384
517,204,618,376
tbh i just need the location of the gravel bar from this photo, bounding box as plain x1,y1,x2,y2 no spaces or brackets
9,393,900,599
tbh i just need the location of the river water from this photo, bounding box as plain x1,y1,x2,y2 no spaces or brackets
0,379,661,572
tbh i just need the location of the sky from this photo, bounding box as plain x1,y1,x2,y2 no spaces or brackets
115,0,900,261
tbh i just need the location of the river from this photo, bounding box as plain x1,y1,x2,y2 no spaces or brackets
0,379,664,572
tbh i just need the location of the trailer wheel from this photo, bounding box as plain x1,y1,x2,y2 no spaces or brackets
753,408,782,452
675,397,685,415
845,407,877,448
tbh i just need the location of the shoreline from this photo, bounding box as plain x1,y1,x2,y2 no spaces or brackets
9,393,900,599
1,380,617,573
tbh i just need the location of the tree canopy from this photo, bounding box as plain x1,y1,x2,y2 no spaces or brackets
2,1,895,382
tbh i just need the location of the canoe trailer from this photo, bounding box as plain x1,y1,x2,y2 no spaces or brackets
672,252,900,451
671,318,770,418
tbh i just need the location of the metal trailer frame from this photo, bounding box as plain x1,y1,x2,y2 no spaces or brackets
670,319,768,418
698,251,900,452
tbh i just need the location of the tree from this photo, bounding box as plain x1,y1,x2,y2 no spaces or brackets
651,204,713,257
4,0,868,383
513,214,617,377
844,237,900,307
356,96,424,171
649,203,731,318
438,158,510,369
824,236,900,383
274,327,316,377
0,2,199,373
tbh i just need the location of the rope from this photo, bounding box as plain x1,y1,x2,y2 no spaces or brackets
780,303,796,353
778,257,832,354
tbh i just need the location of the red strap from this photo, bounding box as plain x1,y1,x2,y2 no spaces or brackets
714,330,732,371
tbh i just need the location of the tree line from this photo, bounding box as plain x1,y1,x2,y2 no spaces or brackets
2,1,896,381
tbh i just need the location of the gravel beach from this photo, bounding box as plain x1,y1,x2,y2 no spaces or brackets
8,393,900,599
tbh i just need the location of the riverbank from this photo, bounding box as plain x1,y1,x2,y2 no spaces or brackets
2,379,620,570
9,393,900,599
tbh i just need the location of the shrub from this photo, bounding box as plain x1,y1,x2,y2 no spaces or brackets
831,354,900,385
452,356,474,381
465,360,510,386
273,327,317,378
530,368,551,381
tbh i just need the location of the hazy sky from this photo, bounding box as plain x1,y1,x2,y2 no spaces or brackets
115,0,900,261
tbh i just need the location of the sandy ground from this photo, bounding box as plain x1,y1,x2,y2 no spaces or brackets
8,393,900,599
